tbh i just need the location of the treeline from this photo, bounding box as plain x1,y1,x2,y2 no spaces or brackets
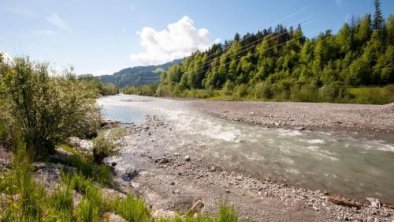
123,84,158,96
155,2,394,104
78,74,119,96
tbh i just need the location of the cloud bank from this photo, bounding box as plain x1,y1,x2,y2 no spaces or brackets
130,16,216,65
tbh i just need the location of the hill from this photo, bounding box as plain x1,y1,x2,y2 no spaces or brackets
98,59,181,88
155,11,394,104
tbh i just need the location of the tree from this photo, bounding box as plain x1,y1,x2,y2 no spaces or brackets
373,0,384,31
0,58,101,159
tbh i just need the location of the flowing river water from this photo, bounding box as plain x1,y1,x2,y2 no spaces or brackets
98,94,394,203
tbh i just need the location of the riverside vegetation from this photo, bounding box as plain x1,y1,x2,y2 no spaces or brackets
124,1,394,104
0,55,239,221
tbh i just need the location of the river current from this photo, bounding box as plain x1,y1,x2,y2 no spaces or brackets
98,94,394,203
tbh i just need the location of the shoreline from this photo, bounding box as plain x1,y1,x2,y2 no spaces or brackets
106,116,394,221
190,100,394,134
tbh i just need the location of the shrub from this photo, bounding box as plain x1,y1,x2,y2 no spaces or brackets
92,129,125,163
0,58,101,159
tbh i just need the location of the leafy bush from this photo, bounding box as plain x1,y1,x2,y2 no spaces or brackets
0,58,102,159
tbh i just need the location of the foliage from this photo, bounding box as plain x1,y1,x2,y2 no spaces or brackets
60,154,113,185
78,74,119,96
151,6,394,104
0,146,45,221
123,84,158,96
0,58,102,159
92,128,125,163
110,195,152,222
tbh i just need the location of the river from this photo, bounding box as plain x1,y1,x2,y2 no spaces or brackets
98,94,394,203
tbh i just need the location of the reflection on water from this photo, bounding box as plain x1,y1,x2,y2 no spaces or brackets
98,94,394,203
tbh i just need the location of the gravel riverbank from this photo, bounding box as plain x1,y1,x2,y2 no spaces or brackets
106,116,394,222
191,101,394,134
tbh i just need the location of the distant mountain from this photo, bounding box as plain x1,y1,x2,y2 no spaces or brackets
98,59,181,88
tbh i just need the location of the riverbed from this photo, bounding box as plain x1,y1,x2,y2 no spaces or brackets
98,95,394,203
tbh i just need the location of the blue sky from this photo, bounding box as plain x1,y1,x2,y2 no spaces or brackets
1,0,393,75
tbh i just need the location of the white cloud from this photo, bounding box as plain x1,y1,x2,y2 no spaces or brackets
130,16,216,65
47,13,71,32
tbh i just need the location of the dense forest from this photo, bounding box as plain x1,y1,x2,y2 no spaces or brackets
151,1,394,104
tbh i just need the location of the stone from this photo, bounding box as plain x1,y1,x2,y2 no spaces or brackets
366,197,381,209
103,213,127,222
188,200,204,215
152,209,177,219
170,181,175,185
122,167,138,182
295,126,306,131
184,156,191,162
155,157,170,164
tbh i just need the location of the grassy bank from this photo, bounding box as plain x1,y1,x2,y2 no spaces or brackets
0,145,240,222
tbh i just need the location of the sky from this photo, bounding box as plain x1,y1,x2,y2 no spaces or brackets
1,0,393,75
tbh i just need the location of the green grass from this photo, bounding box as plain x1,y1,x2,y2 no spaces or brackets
348,85,394,104
48,185,74,222
1,145,242,222
110,195,152,222
0,148,45,222
58,150,113,185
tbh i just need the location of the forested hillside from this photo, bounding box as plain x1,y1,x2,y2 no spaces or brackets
99,59,181,88
156,3,394,103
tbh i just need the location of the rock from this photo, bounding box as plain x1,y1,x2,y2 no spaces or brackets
366,197,381,209
328,195,361,208
170,181,175,185
152,209,177,219
101,188,127,200
68,137,93,153
122,168,138,181
184,156,191,162
187,200,204,215
295,126,306,131
173,189,180,194
103,213,127,222
155,157,170,164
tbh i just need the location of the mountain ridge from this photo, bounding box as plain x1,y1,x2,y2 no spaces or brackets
98,59,181,88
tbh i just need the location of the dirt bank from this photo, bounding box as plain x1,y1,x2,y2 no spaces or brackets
106,116,394,222
191,101,394,134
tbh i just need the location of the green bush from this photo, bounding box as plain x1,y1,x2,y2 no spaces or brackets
92,129,124,163
0,58,101,159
